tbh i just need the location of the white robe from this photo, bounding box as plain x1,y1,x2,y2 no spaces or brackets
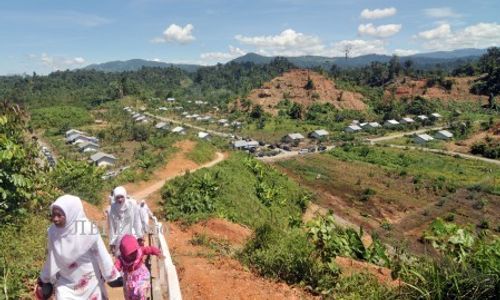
40,195,119,299
139,202,154,234
41,236,118,299
108,198,144,247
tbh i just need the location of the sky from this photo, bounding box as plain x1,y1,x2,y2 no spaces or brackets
1,0,499,75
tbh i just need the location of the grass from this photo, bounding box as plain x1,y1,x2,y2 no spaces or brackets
329,144,500,195
186,140,217,164
162,152,307,228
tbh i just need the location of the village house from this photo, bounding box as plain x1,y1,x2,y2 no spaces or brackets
155,122,169,130
90,152,116,167
434,130,454,140
232,140,259,150
309,129,329,139
362,122,381,130
414,134,434,144
218,119,228,126
384,119,400,127
416,115,429,122
171,126,186,135
344,124,362,133
400,117,415,124
65,129,85,139
431,113,442,120
78,142,99,153
282,133,305,144
198,132,210,140
167,97,175,102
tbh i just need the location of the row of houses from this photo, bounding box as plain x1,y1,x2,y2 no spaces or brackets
65,129,117,167
345,113,443,133
414,130,454,144
124,107,151,124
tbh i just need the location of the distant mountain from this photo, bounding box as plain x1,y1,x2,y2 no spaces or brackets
230,49,487,70
82,49,487,73
411,48,487,59
83,59,200,73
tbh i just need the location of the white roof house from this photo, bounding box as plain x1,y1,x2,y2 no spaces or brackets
283,133,305,143
90,152,116,167
135,116,147,122
158,107,168,111
65,129,85,138
417,115,429,121
198,132,210,140
232,140,259,149
414,134,434,144
181,112,189,116
400,117,415,124
345,125,362,133
167,97,176,102
132,113,142,119
384,119,400,127
310,129,329,139
362,122,381,129
171,126,186,134
435,130,453,140
78,142,99,153
218,119,228,125
231,121,242,127
155,122,169,130
431,113,442,119
73,135,99,145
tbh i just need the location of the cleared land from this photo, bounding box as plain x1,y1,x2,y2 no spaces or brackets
276,146,499,254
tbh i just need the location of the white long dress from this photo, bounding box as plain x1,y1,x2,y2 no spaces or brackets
40,195,119,300
41,237,118,299
108,187,144,248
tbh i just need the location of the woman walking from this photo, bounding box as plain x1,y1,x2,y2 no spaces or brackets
108,186,144,254
35,194,119,299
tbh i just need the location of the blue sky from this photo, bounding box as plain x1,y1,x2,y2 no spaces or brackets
1,0,499,74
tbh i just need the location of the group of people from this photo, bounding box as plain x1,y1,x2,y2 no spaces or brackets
35,186,162,300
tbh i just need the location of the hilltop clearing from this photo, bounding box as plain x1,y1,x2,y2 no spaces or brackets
384,76,489,103
244,69,366,115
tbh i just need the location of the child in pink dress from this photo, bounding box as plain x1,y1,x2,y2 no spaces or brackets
115,234,162,300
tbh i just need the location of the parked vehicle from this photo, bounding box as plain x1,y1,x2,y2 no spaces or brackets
318,145,327,152
298,148,309,154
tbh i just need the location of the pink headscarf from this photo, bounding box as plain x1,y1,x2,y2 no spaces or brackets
119,235,143,271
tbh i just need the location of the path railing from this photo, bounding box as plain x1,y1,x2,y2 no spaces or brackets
151,218,182,300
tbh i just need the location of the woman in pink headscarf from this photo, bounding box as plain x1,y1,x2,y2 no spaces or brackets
115,234,162,300
35,194,119,299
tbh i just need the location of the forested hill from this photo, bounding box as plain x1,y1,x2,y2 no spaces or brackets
83,59,200,73
231,48,487,70
0,58,295,109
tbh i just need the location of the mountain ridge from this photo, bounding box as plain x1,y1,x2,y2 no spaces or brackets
82,48,487,73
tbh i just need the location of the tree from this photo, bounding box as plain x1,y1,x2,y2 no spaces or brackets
304,76,315,90
250,105,263,119
388,55,401,80
288,103,303,119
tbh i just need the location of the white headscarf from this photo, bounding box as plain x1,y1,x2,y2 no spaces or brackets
47,195,99,268
112,186,130,214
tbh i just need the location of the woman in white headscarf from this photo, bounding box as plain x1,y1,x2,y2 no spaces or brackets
35,194,119,299
108,186,144,254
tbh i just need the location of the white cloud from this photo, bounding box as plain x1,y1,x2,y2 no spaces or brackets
360,7,397,20
235,29,325,56
423,7,461,18
393,49,419,56
330,39,387,57
416,24,451,40
415,22,500,50
200,46,246,63
36,53,86,70
358,23,402,38
152,23,195,44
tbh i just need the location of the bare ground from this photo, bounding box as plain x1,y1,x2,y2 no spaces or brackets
244,69,366,115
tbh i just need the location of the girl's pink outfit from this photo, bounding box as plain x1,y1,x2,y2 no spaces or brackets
115,235,161,300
